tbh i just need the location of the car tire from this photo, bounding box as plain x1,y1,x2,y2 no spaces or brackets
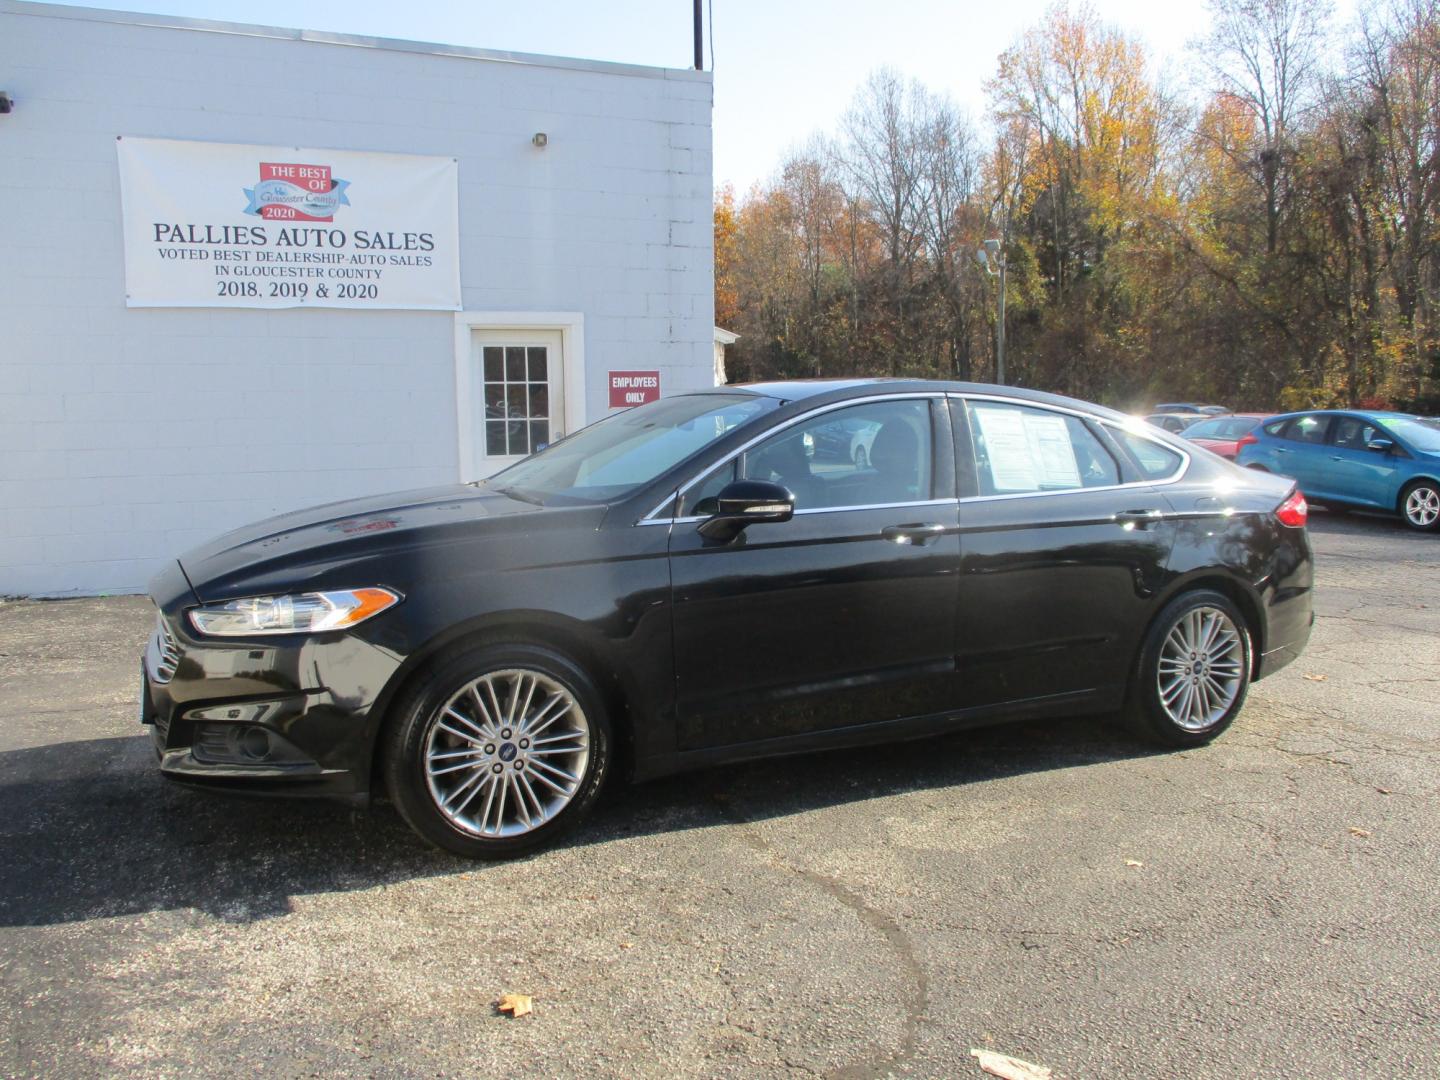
383,642,612,858
1399,480,1440,532
1122,589,1252,748
854,445,868,469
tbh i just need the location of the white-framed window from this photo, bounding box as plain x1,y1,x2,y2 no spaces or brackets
453,312,585,482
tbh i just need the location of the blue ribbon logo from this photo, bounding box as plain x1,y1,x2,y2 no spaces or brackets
243,177,351,218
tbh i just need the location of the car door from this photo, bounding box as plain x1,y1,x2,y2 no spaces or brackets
667,395,960,751
952,396,1181,711
1323,414,1397,509
1270,413,1334,492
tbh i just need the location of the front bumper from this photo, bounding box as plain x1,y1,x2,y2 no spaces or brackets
140,566,403,804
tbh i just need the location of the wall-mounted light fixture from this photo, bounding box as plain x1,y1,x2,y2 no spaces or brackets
0,93,13,115
532,132,548,148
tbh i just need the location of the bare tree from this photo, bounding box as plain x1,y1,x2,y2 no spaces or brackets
1351,0,1440,393
1198,0,1333,252
839,69,930,370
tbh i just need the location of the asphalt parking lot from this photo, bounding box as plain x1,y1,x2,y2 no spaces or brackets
2,512,1438,1079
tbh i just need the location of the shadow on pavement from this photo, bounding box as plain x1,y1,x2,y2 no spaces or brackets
1304,505,1425,539
0,717,1159,929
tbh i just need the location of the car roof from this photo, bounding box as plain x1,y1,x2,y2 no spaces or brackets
720,378,1136,422
1265,408,1423,421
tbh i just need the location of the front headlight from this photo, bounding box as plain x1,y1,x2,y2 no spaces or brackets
187,587,401,637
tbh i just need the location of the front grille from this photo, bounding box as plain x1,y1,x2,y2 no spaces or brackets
153,616,181,684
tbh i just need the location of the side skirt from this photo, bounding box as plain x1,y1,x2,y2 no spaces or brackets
631,686,1117,782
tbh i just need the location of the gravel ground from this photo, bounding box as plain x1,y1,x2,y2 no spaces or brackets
1,510,1438,1079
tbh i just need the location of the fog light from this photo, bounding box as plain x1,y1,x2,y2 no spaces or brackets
239,727,272,761
189,720,313,766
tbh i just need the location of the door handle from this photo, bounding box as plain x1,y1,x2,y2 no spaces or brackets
1275,447,1292,453
1114,509,1165,529
1330,455,1343,461
881,523,947,546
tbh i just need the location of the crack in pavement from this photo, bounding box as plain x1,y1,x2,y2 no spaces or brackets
711,791,929,1080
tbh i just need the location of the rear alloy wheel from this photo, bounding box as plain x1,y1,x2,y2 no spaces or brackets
1124,590,1251,747
385,644,610,858
1400,480,1440,532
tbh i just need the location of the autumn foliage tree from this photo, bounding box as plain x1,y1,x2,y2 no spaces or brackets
716,0,1440,413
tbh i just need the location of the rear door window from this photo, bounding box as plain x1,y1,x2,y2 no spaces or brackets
1283,415,1332,444
966,401,1120,495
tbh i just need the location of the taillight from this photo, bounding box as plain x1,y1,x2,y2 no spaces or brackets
1275,490,1308,528
1236,433,1259,451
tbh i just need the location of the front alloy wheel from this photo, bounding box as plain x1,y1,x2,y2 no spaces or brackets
424,670,590,838
386,645,610,857
1401,481,1440,531
1125,589,1252,746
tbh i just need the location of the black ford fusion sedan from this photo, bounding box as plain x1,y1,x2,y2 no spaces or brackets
142,379,1314,857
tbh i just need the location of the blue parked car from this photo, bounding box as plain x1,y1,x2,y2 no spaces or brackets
1236,410,1440,531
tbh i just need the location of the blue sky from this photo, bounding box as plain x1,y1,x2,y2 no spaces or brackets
39,0,1351,191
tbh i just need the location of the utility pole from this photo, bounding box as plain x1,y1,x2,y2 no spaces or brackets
693,0,703,70
975,238,1006,385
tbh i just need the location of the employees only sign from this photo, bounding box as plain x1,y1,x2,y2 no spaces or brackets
116,137,460,310
609,370,661,407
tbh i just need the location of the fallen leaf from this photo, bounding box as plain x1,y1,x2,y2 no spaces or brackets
1376,787,1392,795
1303,673,1328,682
496,993,533,1018
1125,859,1144,868
620,942,634,949
1348,827,1372,838
971,1049,1053,1080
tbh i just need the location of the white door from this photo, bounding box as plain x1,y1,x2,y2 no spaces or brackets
469,329,565,477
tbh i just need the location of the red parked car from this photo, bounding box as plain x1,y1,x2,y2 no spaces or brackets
1182,413,1273,459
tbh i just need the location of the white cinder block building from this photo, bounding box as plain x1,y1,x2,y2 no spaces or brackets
0,1,715,595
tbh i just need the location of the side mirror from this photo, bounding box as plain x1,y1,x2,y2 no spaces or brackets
1367,438,1395,453
696,479,794,542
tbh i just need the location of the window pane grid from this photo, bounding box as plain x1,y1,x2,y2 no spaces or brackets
483,345,550,456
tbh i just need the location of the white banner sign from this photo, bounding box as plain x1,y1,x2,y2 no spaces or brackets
116,136,460,310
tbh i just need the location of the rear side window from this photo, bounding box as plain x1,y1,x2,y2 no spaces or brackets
1263,419,1288,436
966,401,1120,494
1111,428,1185,480
1184,418,1226,439
1284,415,1331,444
1195,417,1257,439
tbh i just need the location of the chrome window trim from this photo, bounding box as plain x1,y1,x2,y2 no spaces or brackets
638,392,946,524
638,496,955,527
952,392,1190,502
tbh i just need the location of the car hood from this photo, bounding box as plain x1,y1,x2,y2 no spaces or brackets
177,484,605,601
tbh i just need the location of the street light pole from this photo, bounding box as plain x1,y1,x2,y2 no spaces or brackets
976,238,1006,385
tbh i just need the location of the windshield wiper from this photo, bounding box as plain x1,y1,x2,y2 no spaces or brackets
492,485,545,506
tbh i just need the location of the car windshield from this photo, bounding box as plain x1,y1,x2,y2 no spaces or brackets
487,393,780,504
1377,416,1440,452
